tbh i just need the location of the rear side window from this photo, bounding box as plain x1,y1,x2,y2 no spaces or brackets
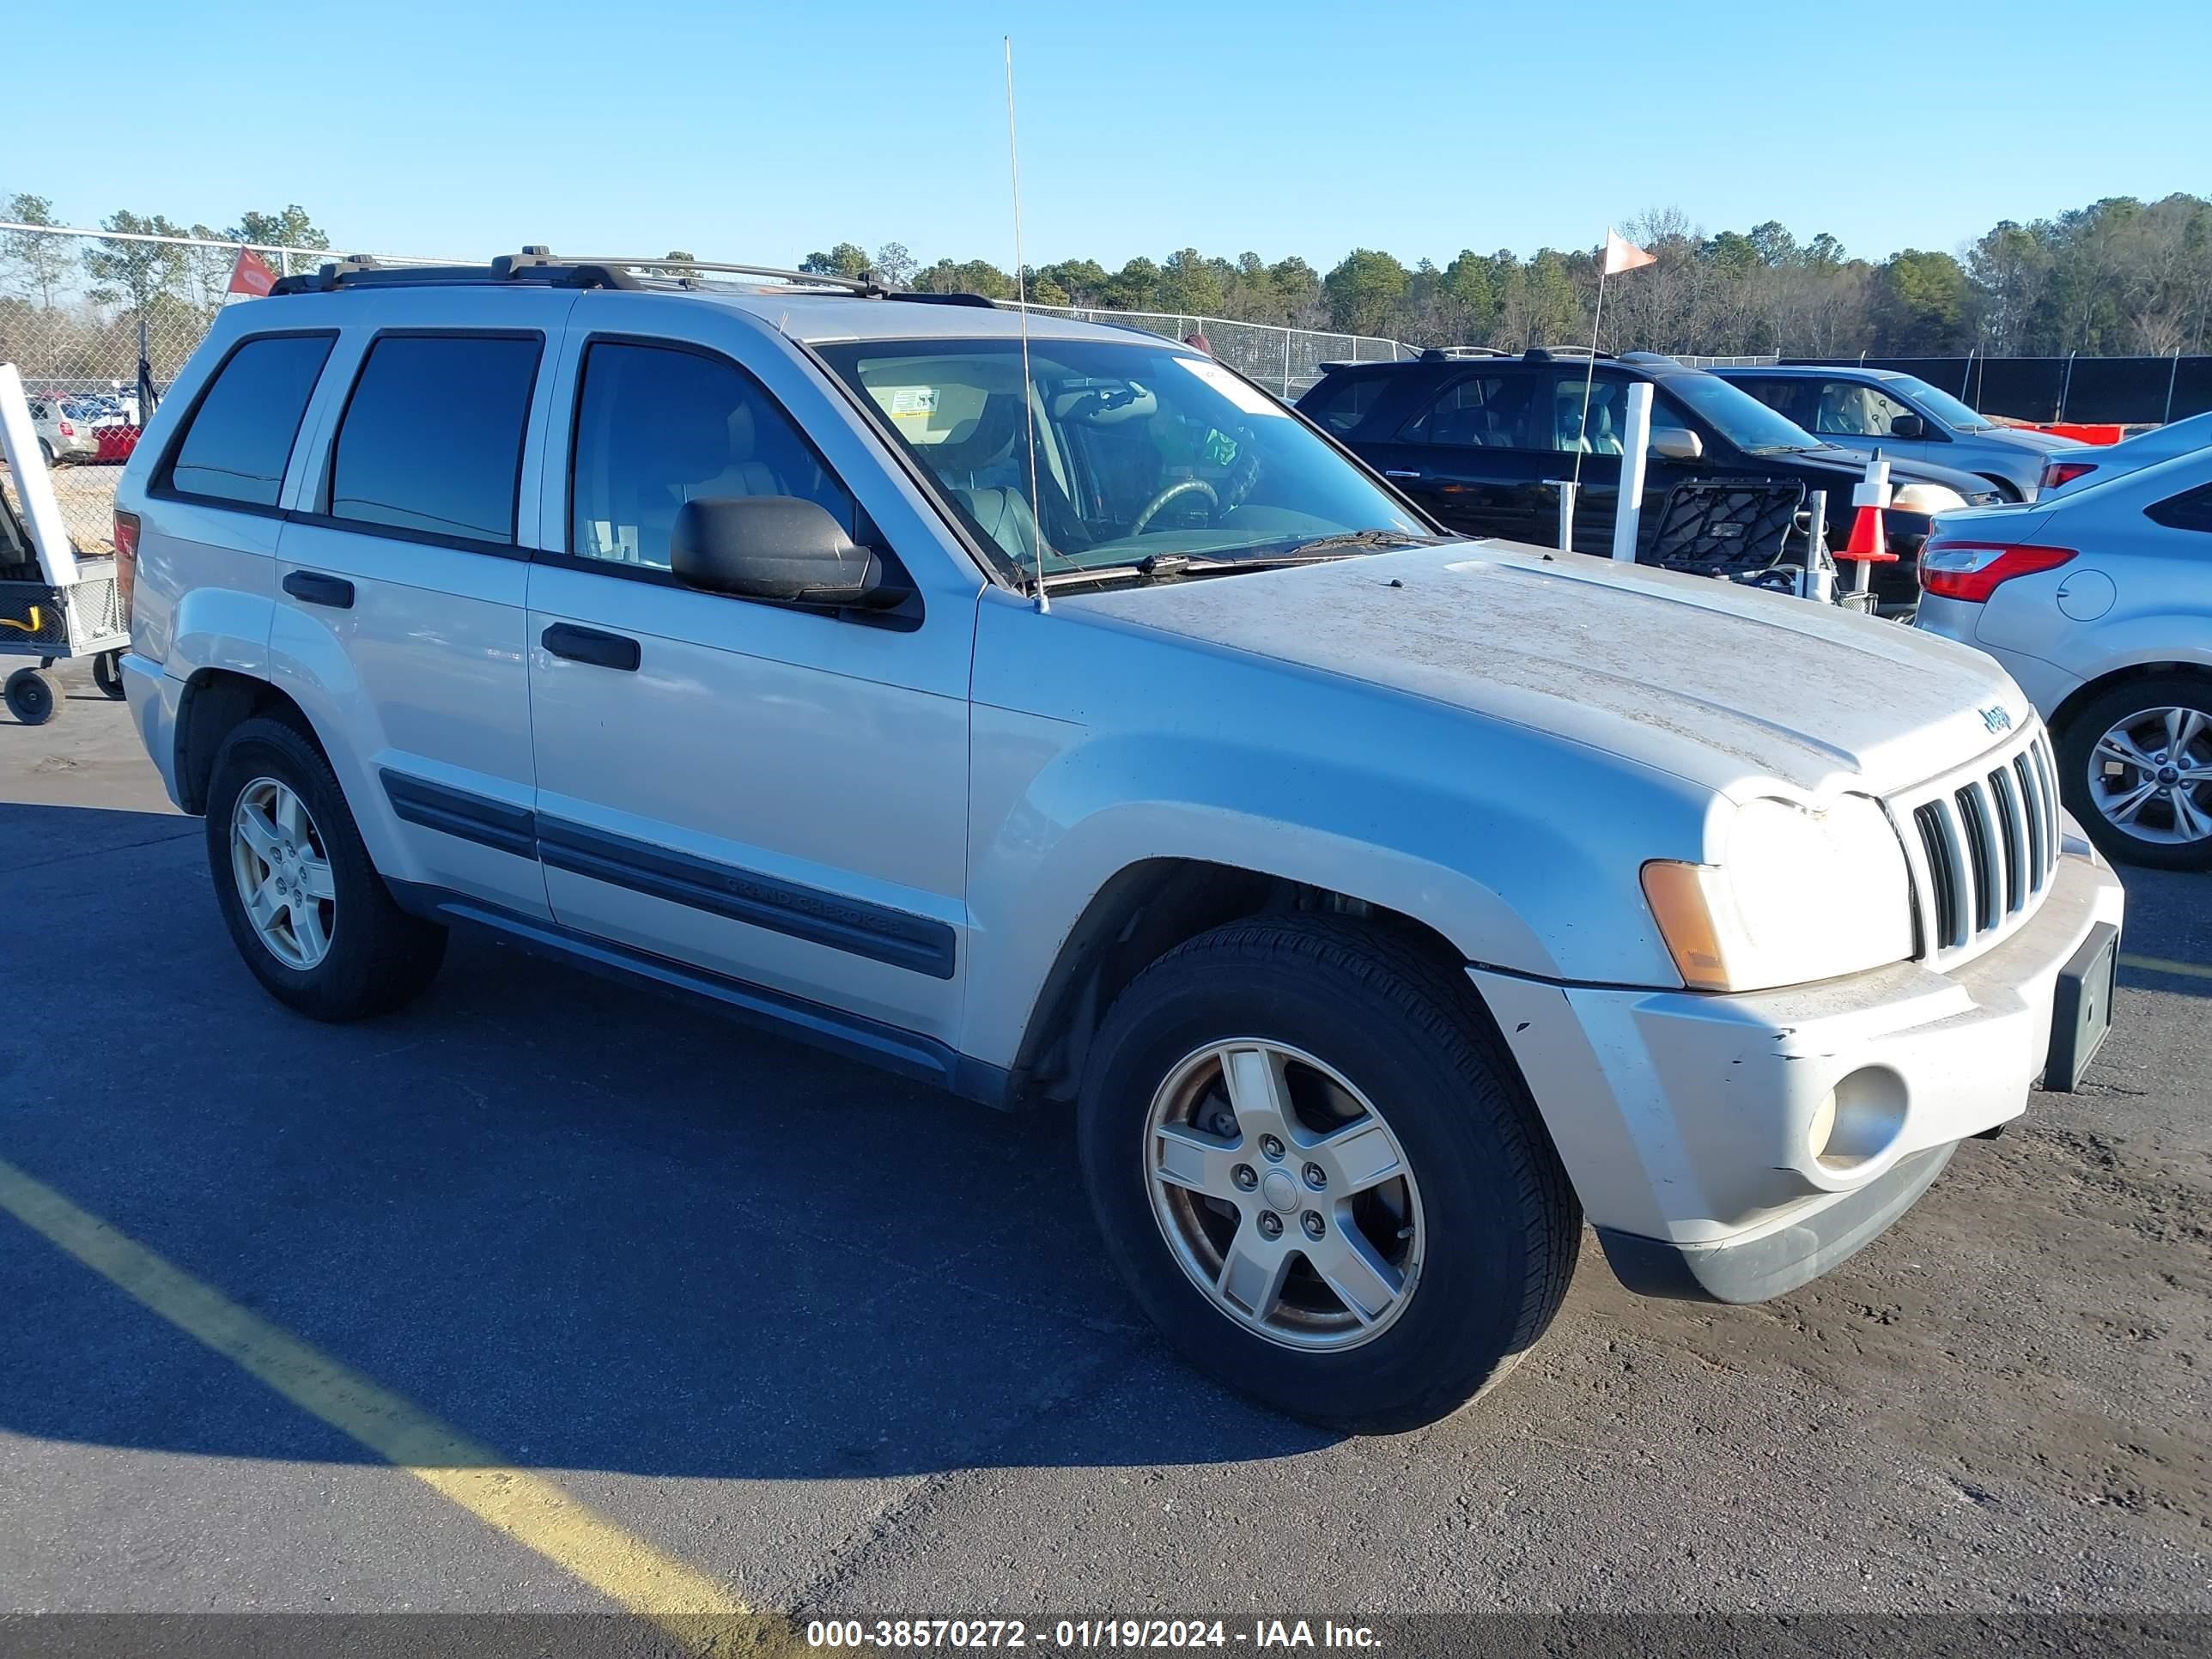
1733,376,1816,428
2147,482,2212,535
1401,374,1537,448
1303,374,1389,435
167,333,335,507
328,334,542,544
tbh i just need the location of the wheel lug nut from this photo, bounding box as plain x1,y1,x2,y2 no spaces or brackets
1257,1212,1284,1239
1231,1164,1257,1191
1302,1211,1325,1240
1303,1162,1327,1190
1260,1134,1285,1162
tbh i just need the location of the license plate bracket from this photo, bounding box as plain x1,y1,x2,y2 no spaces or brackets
2045,921,2119,1093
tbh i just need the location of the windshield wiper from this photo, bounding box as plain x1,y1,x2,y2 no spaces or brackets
1039,529,1446,588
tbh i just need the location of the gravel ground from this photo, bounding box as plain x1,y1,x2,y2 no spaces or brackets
1,665,2205,1632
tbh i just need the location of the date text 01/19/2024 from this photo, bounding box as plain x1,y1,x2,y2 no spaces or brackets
803,1620,1383,1650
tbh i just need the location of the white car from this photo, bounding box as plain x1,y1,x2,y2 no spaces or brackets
25,393,114,465
112,251,2124,1430
1917,448,2212,868
2038,410,2212,498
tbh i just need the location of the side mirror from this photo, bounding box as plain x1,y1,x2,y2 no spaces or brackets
1889,413,1927,440
1648,425,1704,462
670,496,902,608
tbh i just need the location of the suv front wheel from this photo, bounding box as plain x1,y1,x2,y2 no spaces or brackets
1078,917,1578,1431
205,716,447,1019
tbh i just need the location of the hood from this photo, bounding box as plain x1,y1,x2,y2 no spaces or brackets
1063,541,2028,803
1796,445,1994,495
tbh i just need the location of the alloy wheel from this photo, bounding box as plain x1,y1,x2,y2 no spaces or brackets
1144,1039,1424,1351
230,777,337,969
2087,705,2212,846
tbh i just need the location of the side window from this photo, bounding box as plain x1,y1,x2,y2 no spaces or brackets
328,334,541,544
1540,374,1644,455
1400,375,1536,449
1304,374,1387,435
166,333,335,507
2147,482,2212,535
568,340,859,569
1736,377,1814,427
1813,380,1912,439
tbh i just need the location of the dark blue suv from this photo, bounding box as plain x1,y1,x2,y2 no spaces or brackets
1299,349,2002,612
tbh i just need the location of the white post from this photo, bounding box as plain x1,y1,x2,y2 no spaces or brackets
1610,382,1652,563
1801,489,1833,603
1553,481,1577,550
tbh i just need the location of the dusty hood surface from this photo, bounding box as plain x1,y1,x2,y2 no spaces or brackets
1062,540,2027,802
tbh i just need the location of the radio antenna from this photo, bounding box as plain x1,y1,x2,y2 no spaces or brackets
1005,35,1048,613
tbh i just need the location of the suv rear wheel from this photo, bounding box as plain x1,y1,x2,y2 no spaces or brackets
2059,673,2212,870
205,716,447,1018
1078,917,1578,1431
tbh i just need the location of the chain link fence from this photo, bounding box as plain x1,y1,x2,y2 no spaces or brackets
1018,304,1412,397
1,224,1414,555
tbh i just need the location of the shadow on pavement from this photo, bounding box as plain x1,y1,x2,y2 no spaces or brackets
0,801,1338,1481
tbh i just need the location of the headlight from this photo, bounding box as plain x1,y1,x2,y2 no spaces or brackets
1641,796,1914,992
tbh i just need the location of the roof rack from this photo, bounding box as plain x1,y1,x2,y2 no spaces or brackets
1522,346,1616,362
1419,345,1510,361
268,246,1000,307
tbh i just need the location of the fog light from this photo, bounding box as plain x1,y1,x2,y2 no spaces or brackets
1810,1066,1908,1172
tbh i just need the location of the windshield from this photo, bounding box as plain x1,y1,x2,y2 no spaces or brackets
817,337,1428,580
1658,371,1820,455
1888,375,1996,431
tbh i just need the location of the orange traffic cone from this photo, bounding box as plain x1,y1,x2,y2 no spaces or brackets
1844,498,1888,562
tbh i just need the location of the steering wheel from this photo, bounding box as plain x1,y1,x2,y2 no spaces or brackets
1130,478,1219,536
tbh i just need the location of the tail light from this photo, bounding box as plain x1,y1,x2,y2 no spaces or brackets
58,420,75,438
113,509,139,625
1919,539,2075,603
2042,459,2097,491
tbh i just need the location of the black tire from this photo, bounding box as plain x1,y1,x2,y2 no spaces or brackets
2057,672,2212,871
38,439,56,469
205,715,447,1019
1078,916,1579,1432
3,667,61,726
92,650,127,701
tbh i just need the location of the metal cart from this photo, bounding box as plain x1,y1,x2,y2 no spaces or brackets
0,554,128,725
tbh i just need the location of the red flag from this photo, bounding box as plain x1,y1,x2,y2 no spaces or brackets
1602,229,1656,276
227,248,278,298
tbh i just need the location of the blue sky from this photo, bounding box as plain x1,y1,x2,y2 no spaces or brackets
10,0,2209,270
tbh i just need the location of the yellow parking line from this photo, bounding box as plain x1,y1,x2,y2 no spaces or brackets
2118,951,2212,981
0,1156,795,1657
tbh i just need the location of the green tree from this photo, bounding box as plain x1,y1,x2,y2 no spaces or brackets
1103,257,1161,311
2,193,73,309
83,210,191,313
1156,246,1224,318
228,205,329,255
1323,248,1409,335
1875,249,1973,353
800,242,873,278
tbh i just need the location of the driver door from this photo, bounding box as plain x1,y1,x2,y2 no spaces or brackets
523,322,979,1049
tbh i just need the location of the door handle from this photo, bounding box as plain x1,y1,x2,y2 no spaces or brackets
1383,469,1424,479
282,570,354,610
541,623,641,672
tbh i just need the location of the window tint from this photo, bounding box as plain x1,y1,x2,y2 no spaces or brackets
2147,481,2212,535
1401,374,1539,448
1814,379,1915,439
167,333,334,507
329,335,540,544
1733,376,1818,428
1304,374,1388,435
569,341,859,569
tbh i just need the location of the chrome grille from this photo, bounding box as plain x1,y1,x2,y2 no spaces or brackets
1891,725,2060,963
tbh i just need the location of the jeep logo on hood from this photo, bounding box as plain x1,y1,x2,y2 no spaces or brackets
1980,703,2013,734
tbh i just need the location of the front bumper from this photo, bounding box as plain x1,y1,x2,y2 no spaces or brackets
1473,840,2125,1304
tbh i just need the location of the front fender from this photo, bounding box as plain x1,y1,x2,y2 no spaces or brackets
957,705,1700,1072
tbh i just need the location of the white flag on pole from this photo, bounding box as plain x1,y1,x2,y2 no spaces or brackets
1603,228,1657,276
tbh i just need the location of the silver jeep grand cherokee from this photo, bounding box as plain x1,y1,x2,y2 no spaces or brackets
111,250,2124,1431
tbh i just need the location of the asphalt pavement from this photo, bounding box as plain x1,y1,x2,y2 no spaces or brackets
2,664,2207,1639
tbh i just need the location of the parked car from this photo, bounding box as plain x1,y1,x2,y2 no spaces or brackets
1717,364,2081,502
113,255,2123,1430
1300,349,2002,613
2038,410,2212,499
25,394,113,466
1916,449,2212,868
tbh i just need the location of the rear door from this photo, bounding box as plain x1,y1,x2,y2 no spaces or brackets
271,290,576,920
1356,368,1553,542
